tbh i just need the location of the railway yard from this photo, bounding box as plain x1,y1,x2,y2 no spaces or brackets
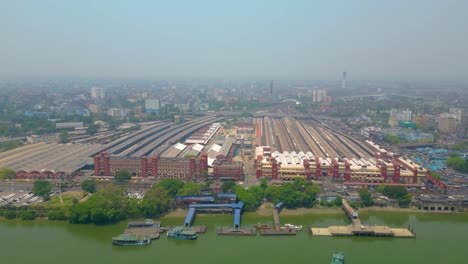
0,108,458,193
257,116,374,159
0,115,225,179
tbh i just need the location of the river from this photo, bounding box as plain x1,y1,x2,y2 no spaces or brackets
1,212,467,264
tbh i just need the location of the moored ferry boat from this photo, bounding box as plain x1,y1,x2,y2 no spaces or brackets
127,219,160,228
167,226,197,240
282,223,303,231
330,252,345,264
112,235,151,246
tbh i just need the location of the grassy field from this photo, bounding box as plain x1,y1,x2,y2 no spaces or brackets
38,191,83,209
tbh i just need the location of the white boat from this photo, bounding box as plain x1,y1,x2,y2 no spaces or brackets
282,224,302,231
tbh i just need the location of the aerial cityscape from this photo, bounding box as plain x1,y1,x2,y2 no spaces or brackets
1,1,467,264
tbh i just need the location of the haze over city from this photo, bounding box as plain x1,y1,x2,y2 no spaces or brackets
1,0,468,81
1,1,468,264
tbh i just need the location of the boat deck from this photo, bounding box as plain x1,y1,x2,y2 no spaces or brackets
259,228,296,236
310,225,415,238
124,227,161,240
217,227,256,236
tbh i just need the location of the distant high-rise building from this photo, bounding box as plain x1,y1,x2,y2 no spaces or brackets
398,109,413,122
91,86,105,99
438,113,457,134
341,71,347,89
388,109,412,127
270,80,275,103
88,103,100,114
107,108,128,118
145,99,160,114
312,89,327,103
460,113,468,138
449,108,463,122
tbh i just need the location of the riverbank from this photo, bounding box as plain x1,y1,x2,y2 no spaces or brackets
2,204,465,222
163,204,442,218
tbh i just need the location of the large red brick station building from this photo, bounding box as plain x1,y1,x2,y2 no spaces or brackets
94,152,209,180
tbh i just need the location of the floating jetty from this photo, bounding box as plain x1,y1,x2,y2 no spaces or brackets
161,225,206,233
259,228,296,236
310,200,415,238
113,219,162,245
123,219,162,240
217,227,256,236
258,202,298,236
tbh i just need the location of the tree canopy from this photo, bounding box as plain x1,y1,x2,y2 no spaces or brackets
264,178,320,209
359,188,374,207
221,181,236,193
69,184,128,224
81,179,97,193
32,180,53,197
156,179,185,196
115,170,132,182
376,185,412,207
446,156,468,173
0,167,16,179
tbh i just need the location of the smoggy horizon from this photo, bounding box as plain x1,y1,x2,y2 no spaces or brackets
1,1,468,81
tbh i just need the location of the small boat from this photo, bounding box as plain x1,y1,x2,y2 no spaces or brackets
330,252,345,264
167,226,197,240
254,223,272,230
112,235,151,246
127,219,160,228
282,223,303,231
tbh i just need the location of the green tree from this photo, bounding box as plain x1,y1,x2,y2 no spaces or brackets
383,134,405,145
446,156,468,173
20,210,36,220
0,140,23,152
32,180,53,197
0,167,16,179
398,193,412,207
48,210,68,220
140,187,171,218
69,203,90,223
69,184,127,224
90,207,108,224
265,185,282,204
59,131,69,143
3,210,16,219
86,123,100,135
359,188,374,207
177,183,202,196
156,179,184,196
81,179,97,193
260,177,268,190
115,170,132,182
222,181,236,193
232,185,263,212
378,186,408,199
430,172,441,180
334,196,343,206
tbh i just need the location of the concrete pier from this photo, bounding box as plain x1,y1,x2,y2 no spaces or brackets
310,199,415,238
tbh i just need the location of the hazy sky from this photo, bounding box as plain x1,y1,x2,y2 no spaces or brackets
1,0,467,80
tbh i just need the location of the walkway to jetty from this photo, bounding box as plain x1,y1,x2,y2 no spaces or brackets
258,202,297,236
273,209,280,229
310,199,415,238
184,202,244,227
182,202,254,235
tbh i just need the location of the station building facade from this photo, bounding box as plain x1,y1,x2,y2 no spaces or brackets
94,152,208,180
255,142,432,186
